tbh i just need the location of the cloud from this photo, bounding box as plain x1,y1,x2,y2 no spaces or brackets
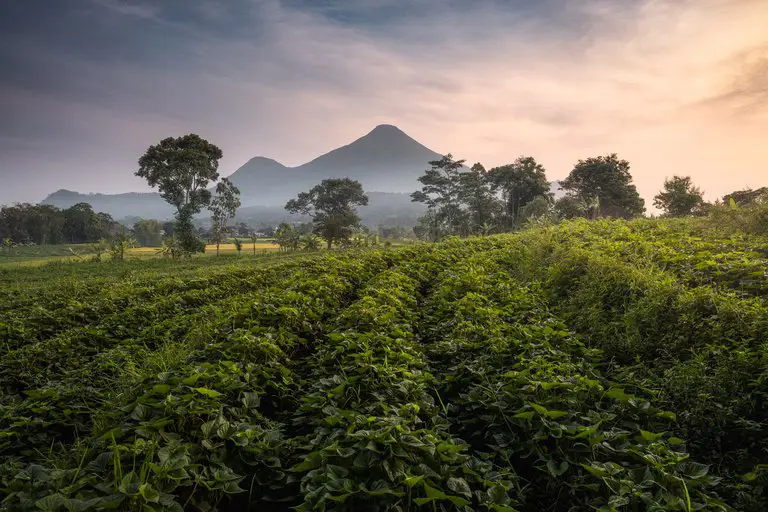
1,0,767,207
89,0,161,20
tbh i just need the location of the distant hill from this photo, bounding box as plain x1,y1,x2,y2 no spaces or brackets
227,124,443,205
41,125,564,224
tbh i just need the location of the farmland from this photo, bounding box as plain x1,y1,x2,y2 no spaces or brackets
0,241,282,268
1,218,767,511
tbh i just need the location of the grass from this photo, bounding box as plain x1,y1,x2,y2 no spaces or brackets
0,241,282,267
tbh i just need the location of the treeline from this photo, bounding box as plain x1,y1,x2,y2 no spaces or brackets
410,153,645,240
410,152,767,240
0,203,121,245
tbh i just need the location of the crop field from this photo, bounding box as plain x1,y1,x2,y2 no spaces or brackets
1,218,767,511
0,242,281,268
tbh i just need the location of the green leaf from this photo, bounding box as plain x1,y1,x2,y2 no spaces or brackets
194,387,224,398
639,430,664,443
35,494,65,511
152,384,171,394
404,475,424,487
138,484,160,504
547,459,569,477
447,477,471,498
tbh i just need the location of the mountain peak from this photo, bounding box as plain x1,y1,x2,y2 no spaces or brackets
368,123,402,134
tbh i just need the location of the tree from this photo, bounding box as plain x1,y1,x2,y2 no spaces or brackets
0,203,115,246
62,203,97,243
561,154,645,218
554,195,590,220
487,156,551,228
162,221,175,238
653,176,705,217
208,178,241,256
286,178,369,249
459,163,503,233
275,223,300,252
411,154,470,238
301,233,322,251
723,187,768,207
136,134,223,254
412,210,443,242
518,194,553,222
133,219,163,247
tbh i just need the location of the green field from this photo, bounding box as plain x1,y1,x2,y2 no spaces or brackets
0,241,282,268
1,219,767,511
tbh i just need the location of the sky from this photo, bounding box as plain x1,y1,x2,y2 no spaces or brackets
1,0,767,208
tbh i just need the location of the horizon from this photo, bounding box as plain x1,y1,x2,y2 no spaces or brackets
2,0,767,206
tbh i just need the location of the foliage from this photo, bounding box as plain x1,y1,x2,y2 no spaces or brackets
411,155,471,237
459,163,503,232
275,223,301,252
708,202,768,235
722,187,768,207
487,156,551,228
209,179,242,256
133,219,164,248
286,178,369,249
1,218,767,510
136,134,224,255
108,231,137,262
561,154,645,218
654,176,706,217
0,203,118,246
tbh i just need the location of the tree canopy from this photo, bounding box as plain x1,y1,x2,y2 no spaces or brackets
0,203,118,245
411,155,471,238
723,187,768,207
487,156,551,227
285,178,368,249
653,176,705,217
561,154,645,218
136,134,225,253
209,178,242,255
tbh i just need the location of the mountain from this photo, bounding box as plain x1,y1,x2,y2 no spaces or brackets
227,124,442,205
41,124,563,224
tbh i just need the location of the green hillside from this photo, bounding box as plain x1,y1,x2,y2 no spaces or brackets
1,218,766,511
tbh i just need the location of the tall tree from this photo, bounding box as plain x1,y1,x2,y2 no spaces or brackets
209,178,242,256
561,154,645,218
487,156,551,228
459,163,502,233
653,176,704,217
411,154,470,238
136,134,223,254
286,178,368,249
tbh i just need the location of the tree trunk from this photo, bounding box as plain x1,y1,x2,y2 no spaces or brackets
326,239,332,250
216,241,220,256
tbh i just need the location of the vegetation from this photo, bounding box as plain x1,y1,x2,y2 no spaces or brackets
0,203,119,246
1,216,767,511
136,134,236,255
209,179,242,256
487,156,551,228
654,176,706,217
285,178,369,249
560,154,645,218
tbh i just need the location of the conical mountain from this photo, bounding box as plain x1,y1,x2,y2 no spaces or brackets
228,124,442,205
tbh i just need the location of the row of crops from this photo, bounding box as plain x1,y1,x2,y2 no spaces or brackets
1,218,766,511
